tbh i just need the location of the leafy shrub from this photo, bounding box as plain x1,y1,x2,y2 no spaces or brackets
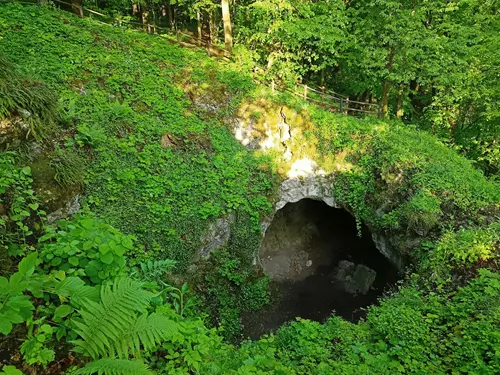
0,153,43,257
429,223,500,279
0,252,38,335
74,123,108,148
0,366,22,375
39,216,133,284
202,249,270,341
20,322,55,366
403,189,442,234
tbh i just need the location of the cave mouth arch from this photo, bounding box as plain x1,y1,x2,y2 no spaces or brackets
243,199,400,339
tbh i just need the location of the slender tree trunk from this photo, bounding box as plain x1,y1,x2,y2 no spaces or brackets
141,7,149,32
132,3,139,17
381,49,395,117
396,83,404,119
209,10,218,44
197,11,202,46
72,0,83,17
381,81,391,117
168,3,174,30
221,0,233,56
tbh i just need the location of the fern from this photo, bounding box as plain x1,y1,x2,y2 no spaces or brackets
56,277,99,307
132,259,177,283
72,278,178,359
110,312,177,358
73,358,154,375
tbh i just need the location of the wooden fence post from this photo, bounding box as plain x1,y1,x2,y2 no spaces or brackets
321,86,325,102
271,79,275,94
206,41,211,57
344,97,349,115
303,84,308,100
340,98,343,113
176,29,180,41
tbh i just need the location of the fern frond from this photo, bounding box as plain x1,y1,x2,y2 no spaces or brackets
73,358,155,375
72,278,178,360
56,277,100,307
112,312,178,358
132,259,177,282
100,278,153,312
73,278,154,359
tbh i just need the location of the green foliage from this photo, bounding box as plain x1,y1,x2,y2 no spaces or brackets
0,152,43,257
0,4,499,375
0,366,22,375
72,278,177,359
0,3,275,270
0,252,38,335
73,359,154,375
131,259,177,283
308,111,500,270
0,56,59,141
49,148,87,187
20,322,55,367
202,249,270,342
402,190,442,234
164,283,195,317
428,223,500,280
199,270,500,374
39,215,132,284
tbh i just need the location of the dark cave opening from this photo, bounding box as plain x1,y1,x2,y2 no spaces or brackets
242,199,401,339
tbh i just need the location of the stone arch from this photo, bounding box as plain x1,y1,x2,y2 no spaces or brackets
258,176,405,272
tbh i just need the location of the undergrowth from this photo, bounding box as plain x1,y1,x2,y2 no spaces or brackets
0,3,276,270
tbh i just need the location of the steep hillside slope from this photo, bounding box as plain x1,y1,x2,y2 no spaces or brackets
0,3,276,270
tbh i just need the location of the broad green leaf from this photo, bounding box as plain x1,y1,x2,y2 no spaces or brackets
100,252,114,265
54,304,73,318
0,318,13,335
18,252,38,276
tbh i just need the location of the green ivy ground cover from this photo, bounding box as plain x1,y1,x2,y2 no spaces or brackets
0,3,276,269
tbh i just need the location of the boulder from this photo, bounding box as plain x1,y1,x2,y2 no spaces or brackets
334,260,377,295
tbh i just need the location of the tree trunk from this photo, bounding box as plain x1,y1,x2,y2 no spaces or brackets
72,0,83,17
381,49,395,117
141,7,149,32
396,83,404,119
197,11,202,46
209,10,218,44
221,0,233,56
168,3,174,30
381,81,391,117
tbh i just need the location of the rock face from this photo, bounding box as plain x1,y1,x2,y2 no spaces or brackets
46,194,81,224
334,260,377,295
276,174,337,211
0,115,31,148
197,214,235,260
372,232,406,272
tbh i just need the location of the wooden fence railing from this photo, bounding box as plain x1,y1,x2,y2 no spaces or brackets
286,83,381,117
1,0,381,118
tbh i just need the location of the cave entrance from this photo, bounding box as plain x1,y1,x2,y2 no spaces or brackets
242,199,400,339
